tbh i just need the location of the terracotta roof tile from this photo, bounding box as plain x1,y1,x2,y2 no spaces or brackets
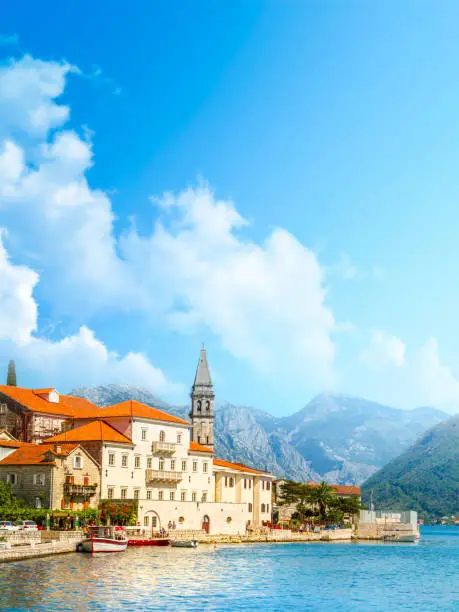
0,440,29,448
71,400,189,425
45,420,132,445
189,441,213,454
0,386,98,417
0,443,79,465
213,458,264,475
306,481,361,496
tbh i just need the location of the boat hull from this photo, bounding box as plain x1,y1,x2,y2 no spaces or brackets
170,540,198,548
128,538,169,547
81,538,128,553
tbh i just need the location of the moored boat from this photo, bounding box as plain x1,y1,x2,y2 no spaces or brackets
127,537,170,546
81,526,128,553
170,539,199,548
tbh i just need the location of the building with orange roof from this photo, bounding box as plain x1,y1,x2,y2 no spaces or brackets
1,349,275,534
0,385,99,443
0,442,101,511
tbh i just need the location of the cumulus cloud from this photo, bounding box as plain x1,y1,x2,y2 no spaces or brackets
0,232,182,397
0,54,338,390
360,330,406,368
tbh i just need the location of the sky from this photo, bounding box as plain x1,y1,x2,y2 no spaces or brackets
1,1,459,415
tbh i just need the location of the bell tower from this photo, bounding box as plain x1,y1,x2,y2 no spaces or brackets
190,345,215,450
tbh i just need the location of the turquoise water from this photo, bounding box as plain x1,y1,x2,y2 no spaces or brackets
0,527,457,611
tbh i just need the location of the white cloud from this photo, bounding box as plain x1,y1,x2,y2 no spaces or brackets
123,185,337,381
415,338,459,413
0,231,182,397
0,55,338,389
360,330,406,367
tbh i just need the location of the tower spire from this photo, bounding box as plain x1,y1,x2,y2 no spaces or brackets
190,345,215,451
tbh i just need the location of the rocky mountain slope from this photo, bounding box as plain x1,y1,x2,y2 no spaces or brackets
70,385,448,485
361,414,459,518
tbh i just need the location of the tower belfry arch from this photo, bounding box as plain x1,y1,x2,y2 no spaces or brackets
190,345,215,450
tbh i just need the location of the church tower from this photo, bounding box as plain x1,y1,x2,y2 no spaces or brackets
190,345,215,450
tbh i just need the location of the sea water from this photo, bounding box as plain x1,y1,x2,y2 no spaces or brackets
0,527,457,611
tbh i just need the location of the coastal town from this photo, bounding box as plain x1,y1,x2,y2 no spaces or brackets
0,348,420,561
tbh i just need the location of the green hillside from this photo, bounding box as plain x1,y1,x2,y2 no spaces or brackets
361,414,459,519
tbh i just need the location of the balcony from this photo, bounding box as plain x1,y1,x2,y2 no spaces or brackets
145,469,183,484
63,483,97,497
151,441,176,455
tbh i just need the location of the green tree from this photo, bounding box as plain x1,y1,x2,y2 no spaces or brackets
6,360,17,386
309,481,336,520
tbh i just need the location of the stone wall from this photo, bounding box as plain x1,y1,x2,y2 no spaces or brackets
0,464,54,508
357,522,419,540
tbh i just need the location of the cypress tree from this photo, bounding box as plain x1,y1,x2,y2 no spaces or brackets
6,360,16,386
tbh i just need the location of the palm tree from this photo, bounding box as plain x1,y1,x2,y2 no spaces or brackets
309,482,336,520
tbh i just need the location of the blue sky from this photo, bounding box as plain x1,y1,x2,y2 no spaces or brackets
1,2,459,414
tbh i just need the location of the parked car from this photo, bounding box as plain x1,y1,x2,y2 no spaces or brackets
14,520,38,531
0,520,19,531
324,525,338,531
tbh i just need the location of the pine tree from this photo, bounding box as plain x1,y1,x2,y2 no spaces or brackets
6,360,16,386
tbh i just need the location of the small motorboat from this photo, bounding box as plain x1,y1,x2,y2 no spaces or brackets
128,537,169,547
170,539,199,548
80,526,128,553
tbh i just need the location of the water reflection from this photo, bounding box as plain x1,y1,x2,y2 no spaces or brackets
0,529,457,611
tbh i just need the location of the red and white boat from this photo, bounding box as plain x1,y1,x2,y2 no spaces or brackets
80,526,128,553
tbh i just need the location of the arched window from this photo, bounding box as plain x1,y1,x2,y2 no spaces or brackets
205,400,210,412
196,400,202,412
159,431,166,442
261,504,266,513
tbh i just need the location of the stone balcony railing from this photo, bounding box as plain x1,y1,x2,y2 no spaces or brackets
145,469,183,483
151,441,176,454
63,483,98,497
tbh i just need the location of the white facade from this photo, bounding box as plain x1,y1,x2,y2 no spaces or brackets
78,414,275,534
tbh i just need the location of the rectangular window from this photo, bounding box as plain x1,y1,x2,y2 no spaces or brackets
181,490,186,501
121,488,127,500
141,429,147,441
262,481,265,490
225,476,228,487
181,460,187,472
193,461,198,472
73,455,82,469
146,490,152,500
34,473,45,486
158,490,164,501
202,492,207,502
266,482,271,491
135,456,141,469
144,516,149,527
0,403,7,414
177,433,182,444
152,516,157,528
249,480,252,489
170,459,176,471
134,489,140,500
192,491,197,502
107,487,114,499
267,504,270,513
203,463,208,473
159,459,165,471
7,474,17,485
147,457,152,469
248,503,253,512
169,491,175,501
108,453,115,466
197,435,201,444
244,479,247,489
121,454,128,467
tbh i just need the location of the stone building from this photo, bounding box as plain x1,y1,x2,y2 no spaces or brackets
0,386,96,442
189,346,215,449
0,442,101,510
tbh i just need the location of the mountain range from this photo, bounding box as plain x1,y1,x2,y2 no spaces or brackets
361,414,459,518
70,385,448,485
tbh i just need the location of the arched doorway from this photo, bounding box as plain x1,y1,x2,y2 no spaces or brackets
202,515,210,534
144,510,161,532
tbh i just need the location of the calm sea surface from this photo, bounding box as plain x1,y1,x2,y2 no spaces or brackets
0,527,457,611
